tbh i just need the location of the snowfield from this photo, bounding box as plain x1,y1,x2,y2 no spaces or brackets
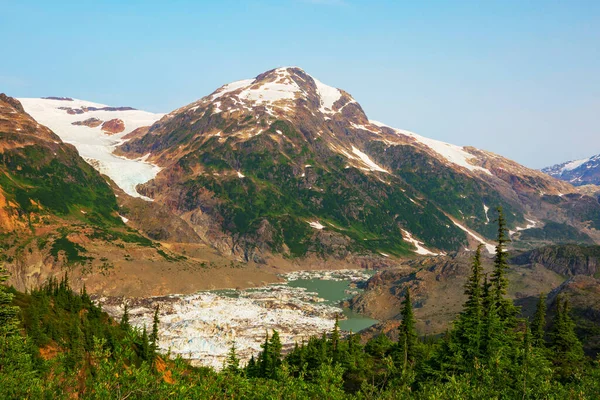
18,97,163,199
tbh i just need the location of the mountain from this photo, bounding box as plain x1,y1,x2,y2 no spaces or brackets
542,154,600,187
1,94,257,296
110,67,600,260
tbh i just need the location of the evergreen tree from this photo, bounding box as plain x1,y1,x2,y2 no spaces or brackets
140,325,151,361
120,301,130,331
150,305,160,357
490,206,517,323
397,289,418,371
225,341,240,374
269,330,283,377
246,354,258,377
0,264,18,332
456,244,484,360
258,331,270,378
331,314,340,362
550,296,584,380
531,293,547,348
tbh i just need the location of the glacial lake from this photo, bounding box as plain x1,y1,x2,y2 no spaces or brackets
287,276,379,333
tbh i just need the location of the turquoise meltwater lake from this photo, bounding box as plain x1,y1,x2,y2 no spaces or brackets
287,277,378,333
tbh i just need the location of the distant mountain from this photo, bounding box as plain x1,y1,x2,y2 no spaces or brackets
542,154,600,186
109,67,600,260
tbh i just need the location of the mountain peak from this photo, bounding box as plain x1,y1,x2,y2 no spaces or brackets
177,67,356,121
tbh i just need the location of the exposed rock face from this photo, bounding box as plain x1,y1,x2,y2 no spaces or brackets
42,96,73,101
348,250,566,336
113,66,600,260
511,244,600,277
72,117,103,128
101,118,125,134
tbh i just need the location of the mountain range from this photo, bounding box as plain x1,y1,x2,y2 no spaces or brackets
543,154,600,187
3,66,600,293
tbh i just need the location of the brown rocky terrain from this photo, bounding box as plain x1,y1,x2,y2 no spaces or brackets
101,118,125,134
72,117,103,128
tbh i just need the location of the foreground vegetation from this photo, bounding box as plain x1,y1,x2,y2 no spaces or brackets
1,208,599,398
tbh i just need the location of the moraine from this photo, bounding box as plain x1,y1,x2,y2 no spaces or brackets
96,269,376,370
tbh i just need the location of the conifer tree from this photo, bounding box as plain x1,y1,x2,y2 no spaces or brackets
150,305,160,357
258,331,270,378
225,341,240,374
269,330,283,377
331,314,340,361
398,289,418,371
120,302,130,331
550,296,584,379
246,354,258,377
140,325,151,361
531,293,547,347
457,244,484,359
490,206,517,322
0,264,19,332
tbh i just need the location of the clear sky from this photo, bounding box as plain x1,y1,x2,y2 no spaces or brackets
1,0,599,168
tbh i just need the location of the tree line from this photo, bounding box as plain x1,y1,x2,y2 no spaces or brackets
1,207,599,398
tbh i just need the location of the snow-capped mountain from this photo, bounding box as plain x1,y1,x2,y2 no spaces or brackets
542,154,600,186
114,67,598,259
18,97,163,198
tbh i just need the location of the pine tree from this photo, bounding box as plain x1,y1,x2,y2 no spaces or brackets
140,325,151,361
458,244,484,359
490,206,517,323
225,341,240,374
120,302,130,331
150,305,160,357
258,331,270,378
531,293,547,347
398,289,418,371
246,354,258,377
269,330,283,377
0,264,18,332
550,296,584,379
331,314,340,363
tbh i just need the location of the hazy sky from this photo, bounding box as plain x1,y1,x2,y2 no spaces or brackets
1,0,599,168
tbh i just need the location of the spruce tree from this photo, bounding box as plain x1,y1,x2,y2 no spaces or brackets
0,264,18,332
550,296,584,379
459,244,484,358
225,342,240,374
490,206,517,322
531,293,547,348
331,314,340,362
140,325,150,361
120,301,130,331
269,330,283,377
258,331,270,378
150,305,160,357
398,289,418,371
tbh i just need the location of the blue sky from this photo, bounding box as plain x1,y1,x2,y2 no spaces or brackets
1,0,599,168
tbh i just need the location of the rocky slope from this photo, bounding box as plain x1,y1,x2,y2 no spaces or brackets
113,67,599,261
543,154,600,186
0,94,264,296
351,244,600,356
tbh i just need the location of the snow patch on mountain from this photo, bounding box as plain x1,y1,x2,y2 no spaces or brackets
370,120,491,175
401,230,440,256
313,77,342,114
351,146,388,173
18,97,163,199
452,220,495,253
